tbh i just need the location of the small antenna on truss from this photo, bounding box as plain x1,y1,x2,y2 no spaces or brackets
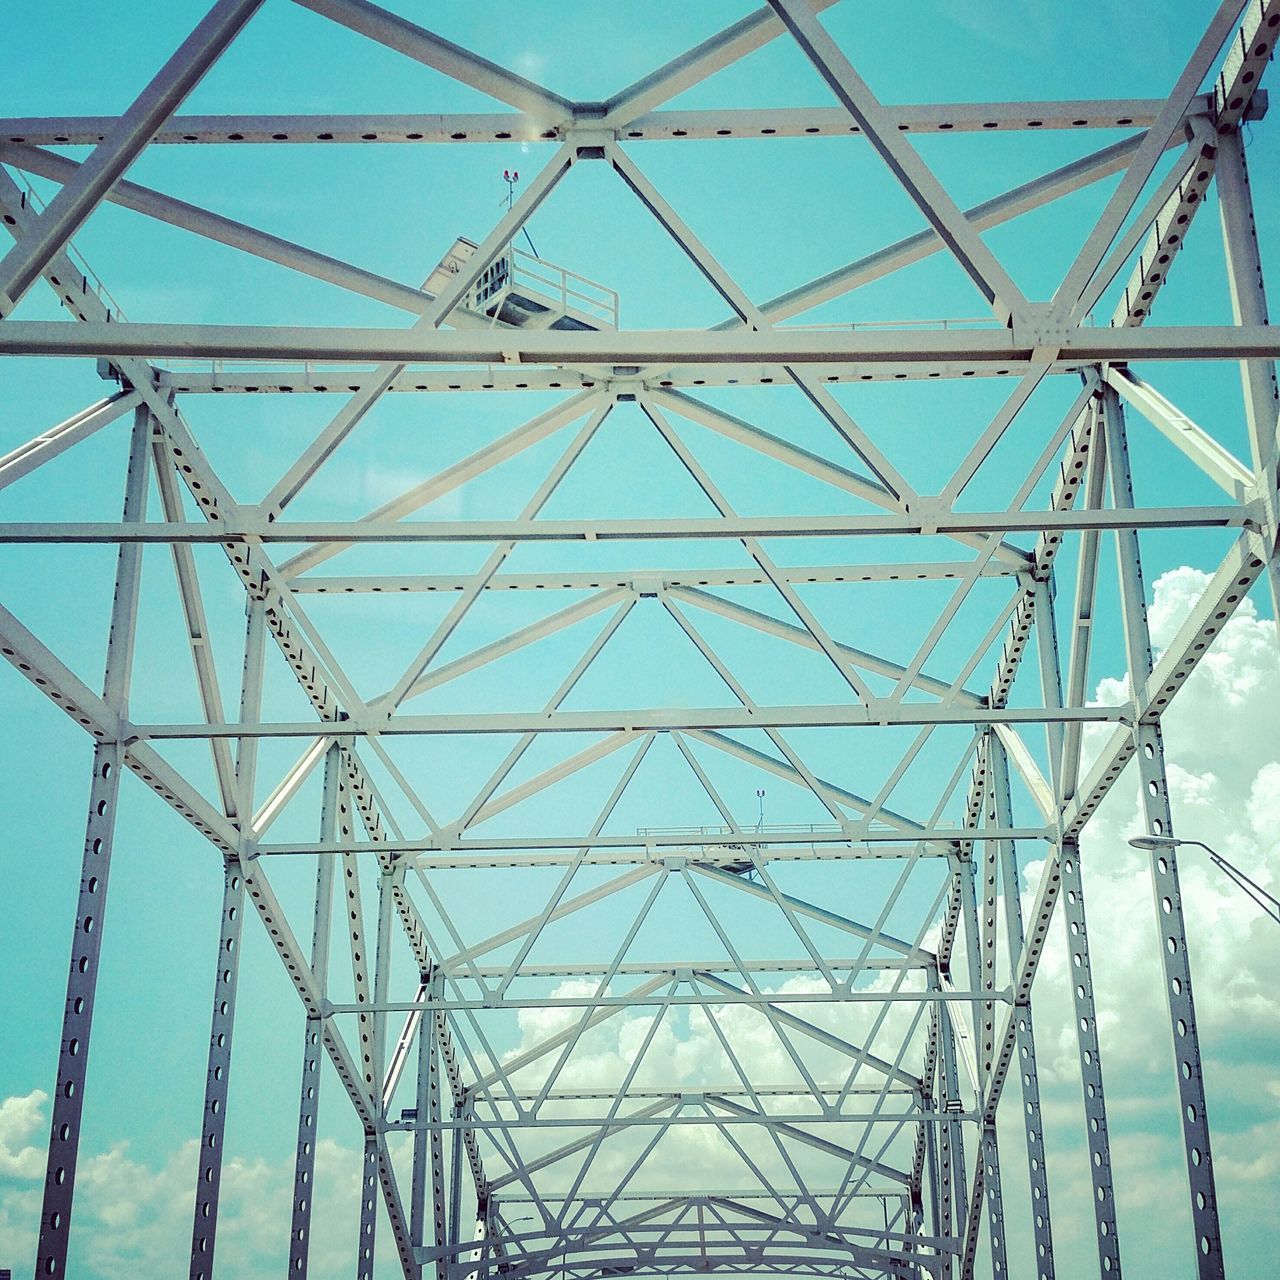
755,789,766,833
501,169,540,258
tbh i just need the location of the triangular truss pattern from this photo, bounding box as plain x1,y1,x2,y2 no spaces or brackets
2,3,1278,1280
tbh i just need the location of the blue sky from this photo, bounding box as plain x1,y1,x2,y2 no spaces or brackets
1,2,1278,1277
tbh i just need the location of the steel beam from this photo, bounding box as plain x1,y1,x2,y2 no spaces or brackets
33,408,148,1280
1032,562,1121,1280
291,562,1021,593
1103,388,1224,1278
291,0,573,120
0,390,139,492
287,746,340,1277
767,0,1025,319
0,505,1252,545
0,0,264,315
0,99,1215,145
189,862,246,1280
4,7,1277,1278
1216,122,1280,619
8,319,1280,363
988,740,1055,1280
126,704,1134,739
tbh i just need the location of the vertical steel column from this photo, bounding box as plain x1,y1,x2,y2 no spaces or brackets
369,860,396,1269
189,599,262,1279
34,405,148,1280
1059,408,1108,807
411,993,433,1272
977,739,1008,1279
1216,125,1280,619
449,1098,465,1271
234,602,266,825
987,740,1055,1280
288,744,340,1276
1217,126,1280,472
923,1094,941,1255
359,1138,380,1280
956,857,985,1091
979,1129,1008,1280
341,795,380,1277
1103,387,1224,1278
1057,837,1122,1278
428,1004,448,1280
957,830,1007,1279
929,994,954,1275
189,863,245,1279
908,1117,926,1241
939,1003,967,1263
979,830,1000,1087
372,866,395,1095
1033,569,1120,1277
412,975,448,1278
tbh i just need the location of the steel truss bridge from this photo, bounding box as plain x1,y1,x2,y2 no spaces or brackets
1,2,1278,1278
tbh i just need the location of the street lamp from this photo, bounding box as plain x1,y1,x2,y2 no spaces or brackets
1127,834,1280,924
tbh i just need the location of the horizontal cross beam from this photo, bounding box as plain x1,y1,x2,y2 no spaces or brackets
5,319,1280,362
332,987,995,1012
0,506,1250,542
0,97,1213,143
290,562,1023,592
131,704,1128,738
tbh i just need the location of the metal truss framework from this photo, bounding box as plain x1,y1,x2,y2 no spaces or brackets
2,3,1278,1280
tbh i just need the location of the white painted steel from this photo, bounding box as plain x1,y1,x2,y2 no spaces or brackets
4,4,1277,1279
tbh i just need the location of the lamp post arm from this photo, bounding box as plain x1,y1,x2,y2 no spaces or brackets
1182,840,1280,925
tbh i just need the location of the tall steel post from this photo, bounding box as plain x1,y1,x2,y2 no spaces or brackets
411,994,433,1273
939,1001,967,1277
449,1097,465,1275
1033,566,1121,1277
922,1092,942,1261
976,749,1008,1280
1216,124,1280,620
1056,836,1123,1278
928,988,954,1278
987,738,1055,1280
427,1006,448,1280
412,973,447,1278
33,405,149,1279
1103,386,1224,1278
359,1138,381,1280
189,862,246,1279
189,597,262,1278
957,820,1008,1280
287,743,341,1276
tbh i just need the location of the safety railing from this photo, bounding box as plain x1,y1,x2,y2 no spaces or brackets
470,245,619,329
634,820,958,838
778,313,1098,331
12,171,129,323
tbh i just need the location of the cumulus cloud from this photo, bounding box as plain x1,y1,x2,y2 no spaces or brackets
0,1113,369,1280
0,1090,46,1179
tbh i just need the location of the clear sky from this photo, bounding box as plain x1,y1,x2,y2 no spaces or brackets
0,2,1277,1278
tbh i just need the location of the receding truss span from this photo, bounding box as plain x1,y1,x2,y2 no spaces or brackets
2,3,1278,1280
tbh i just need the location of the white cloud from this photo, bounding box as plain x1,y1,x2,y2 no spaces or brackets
0,1113,369,1280
0,1089,46,1179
